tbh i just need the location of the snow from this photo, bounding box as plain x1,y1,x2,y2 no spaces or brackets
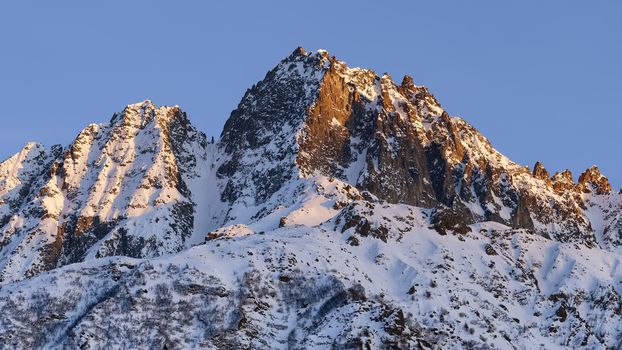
1,192,620,347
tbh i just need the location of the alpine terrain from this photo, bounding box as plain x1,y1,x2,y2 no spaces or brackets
0,48,620,349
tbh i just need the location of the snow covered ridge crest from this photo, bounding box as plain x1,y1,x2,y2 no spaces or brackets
0,47,621,349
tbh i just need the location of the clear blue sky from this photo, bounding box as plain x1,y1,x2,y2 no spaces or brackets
1,1,620,188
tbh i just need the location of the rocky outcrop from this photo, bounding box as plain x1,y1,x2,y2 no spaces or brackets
578,166,612,195
552,170,576,194
533,161,552,188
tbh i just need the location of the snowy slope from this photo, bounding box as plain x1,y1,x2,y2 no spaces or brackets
0,192,620,348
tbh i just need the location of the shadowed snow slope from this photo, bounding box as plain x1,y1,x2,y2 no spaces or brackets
0,48,620,349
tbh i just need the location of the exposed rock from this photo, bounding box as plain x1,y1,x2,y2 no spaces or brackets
484,243,498,256
552,170,575,194
532,161,552,188
430,206,472,235
578,166,612,195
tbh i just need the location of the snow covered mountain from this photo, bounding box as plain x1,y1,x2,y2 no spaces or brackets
0,102,216,283
0,48,620,349
217,48,620,248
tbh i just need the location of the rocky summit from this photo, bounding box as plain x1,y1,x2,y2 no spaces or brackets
0,48,620,349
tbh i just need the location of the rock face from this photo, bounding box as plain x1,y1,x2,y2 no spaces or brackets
218,49,327,206
0,48,621,349
532,161,552,188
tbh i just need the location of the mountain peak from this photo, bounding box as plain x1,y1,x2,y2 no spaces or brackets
109,100,185,128
552,169,575,193
22,141,44,151
291,46,306,56
578,165,612,195
533,161,548,177
532,161,552,188
287,47,330,63
127,99,155,108
400,74,416,92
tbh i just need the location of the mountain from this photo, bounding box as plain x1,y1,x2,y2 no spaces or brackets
218,48,621,247
0,48,620,349
0,102,219,282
